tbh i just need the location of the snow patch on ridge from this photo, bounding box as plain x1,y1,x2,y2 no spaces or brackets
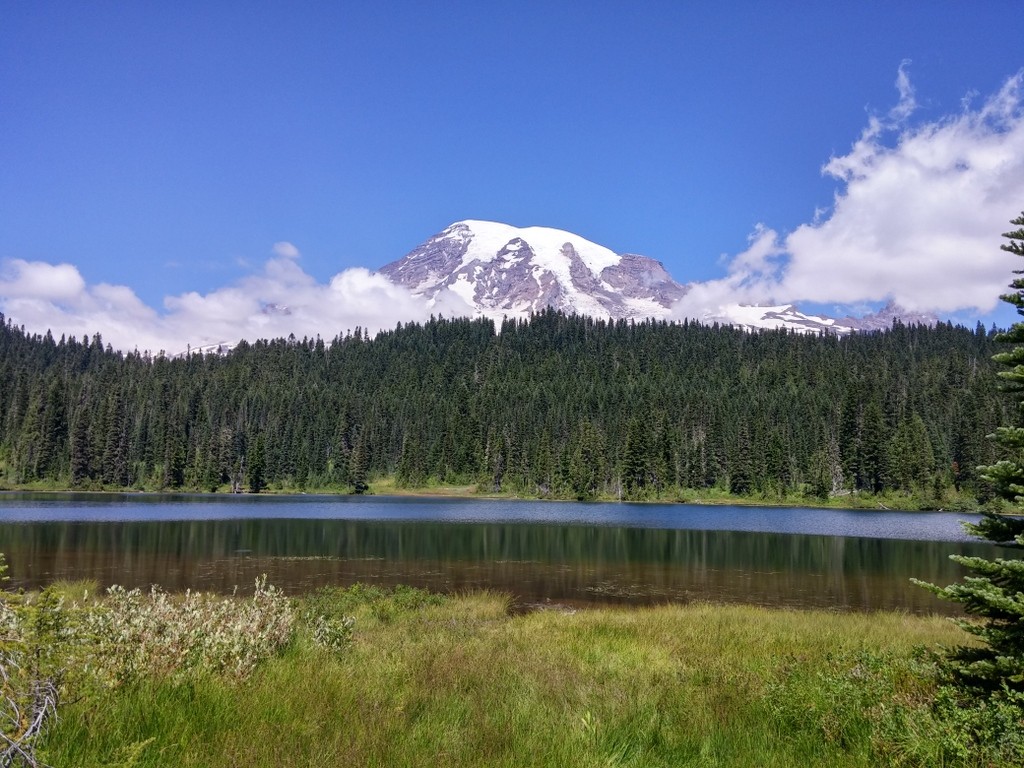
449,274,476,306
694,303,857,334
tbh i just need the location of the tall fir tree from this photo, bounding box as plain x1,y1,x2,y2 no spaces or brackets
916,213,1024,698
348,430,369,494
247,434,266,494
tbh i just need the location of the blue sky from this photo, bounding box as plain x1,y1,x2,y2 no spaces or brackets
1,2,1023,351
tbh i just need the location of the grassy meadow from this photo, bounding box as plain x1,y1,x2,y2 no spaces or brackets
17,583,1019,768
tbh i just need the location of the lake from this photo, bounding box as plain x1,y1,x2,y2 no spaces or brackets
0,492,1014,614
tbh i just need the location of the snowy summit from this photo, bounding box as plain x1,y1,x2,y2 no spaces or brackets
379,220,687,322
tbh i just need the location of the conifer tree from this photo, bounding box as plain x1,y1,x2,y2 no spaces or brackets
569,422,605,500
916,213,1024,698
69,409,91,486
622,417,651,496
348,431,369,494
247,434,266,494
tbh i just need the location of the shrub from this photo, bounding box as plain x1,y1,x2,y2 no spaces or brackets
83,575,295,685
307,613,355,654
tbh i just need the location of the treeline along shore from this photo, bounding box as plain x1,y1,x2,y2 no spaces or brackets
0,309,1010,507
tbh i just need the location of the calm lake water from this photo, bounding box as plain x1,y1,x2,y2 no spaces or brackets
0,492,1015,614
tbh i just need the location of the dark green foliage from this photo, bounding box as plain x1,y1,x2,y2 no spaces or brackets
924,525,1024,691
247,434,266,493
568,422,606,500
0,308,1009,500
916,214,1024,747
621,417,652,496
68,408,91,487
348,431,369,494
729,425,754,496
981,213,1024,502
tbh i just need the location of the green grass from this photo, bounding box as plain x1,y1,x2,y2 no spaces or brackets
37,587,1003,768
44,578,100,602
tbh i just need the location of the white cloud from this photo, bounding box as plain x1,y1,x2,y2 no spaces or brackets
890,59,917,122
0,263,170,353
272,241,300,260
0,260,87,301
676,68,1024,319
0,249,438,354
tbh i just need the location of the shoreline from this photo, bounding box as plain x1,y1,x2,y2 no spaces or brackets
0,479,985,513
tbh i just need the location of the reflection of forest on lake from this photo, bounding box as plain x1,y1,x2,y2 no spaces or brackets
0,518,1014,614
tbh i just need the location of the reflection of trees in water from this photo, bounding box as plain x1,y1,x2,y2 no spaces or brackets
0,520,1014,614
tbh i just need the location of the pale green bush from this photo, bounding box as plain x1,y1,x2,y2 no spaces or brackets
83,575,295,686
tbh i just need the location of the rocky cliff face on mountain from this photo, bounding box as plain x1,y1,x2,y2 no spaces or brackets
380,220,938,333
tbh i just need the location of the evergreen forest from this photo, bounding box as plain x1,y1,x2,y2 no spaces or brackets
0,310,1010,506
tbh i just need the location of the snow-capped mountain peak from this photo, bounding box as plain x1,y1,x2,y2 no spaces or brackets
380,220,687,322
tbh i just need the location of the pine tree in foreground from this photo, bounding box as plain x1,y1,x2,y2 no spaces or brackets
916,213,1024,700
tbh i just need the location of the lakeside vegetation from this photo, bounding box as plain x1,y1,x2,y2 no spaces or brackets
0,474,997,514
0,311,1010,510
7,580,1024,767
